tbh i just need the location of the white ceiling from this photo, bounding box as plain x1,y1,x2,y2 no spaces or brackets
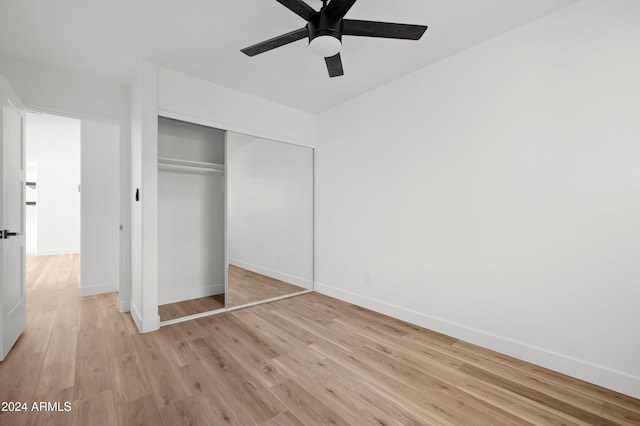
0,0,576,113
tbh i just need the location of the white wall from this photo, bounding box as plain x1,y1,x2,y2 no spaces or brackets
25,112,80,255
315,0,640,398
227,132,314,289
0,56,129,123
157,67,316,148
158,117,225,163
80,120,120,296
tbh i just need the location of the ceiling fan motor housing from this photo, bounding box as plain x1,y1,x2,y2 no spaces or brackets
308,11,342,42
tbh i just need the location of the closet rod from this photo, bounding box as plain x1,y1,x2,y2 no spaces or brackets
158,163,224,174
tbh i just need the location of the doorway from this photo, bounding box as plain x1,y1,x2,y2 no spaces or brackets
25,112,81,258
25,111,121,297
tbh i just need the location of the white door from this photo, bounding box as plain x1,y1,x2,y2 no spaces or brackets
0,75,26,361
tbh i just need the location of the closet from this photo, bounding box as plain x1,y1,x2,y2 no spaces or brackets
157,117,226,309
130,63,317,333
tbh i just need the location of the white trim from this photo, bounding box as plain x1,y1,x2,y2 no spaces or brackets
79,282,117,297
130,301,143,332
158,108,314,149
159,289,312,327
119,300,130,313
160,307,227,327
224,131,229,309
158,283,225,305
314,282,640,400
130,301,160,333
229,258,312,289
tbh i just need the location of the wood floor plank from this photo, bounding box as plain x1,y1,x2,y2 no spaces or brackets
270,380,350,426
73,330,112,400
406,332,609,416
452,339,640,414
108,351,151,406
270,350,403,426
34,326,78,397
176,360,258,425
459,363,618,425
2,254,639,426
259,410,304,426
73,390,119,426
458,377,593,426
0,349,46,402
159,394,241,426
603,401,640,426
186,337,284,423
131,336,192,409
116,394,166,426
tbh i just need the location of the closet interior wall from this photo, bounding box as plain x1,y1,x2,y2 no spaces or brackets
157,117,225,306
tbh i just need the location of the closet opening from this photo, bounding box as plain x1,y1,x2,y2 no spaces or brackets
157,117,226,321
156,118,315,326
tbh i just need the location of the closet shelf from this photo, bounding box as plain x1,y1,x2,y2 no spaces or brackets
158,157,224,174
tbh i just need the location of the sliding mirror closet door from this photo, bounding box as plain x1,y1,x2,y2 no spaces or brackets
227,132,313,308
157,117,226,321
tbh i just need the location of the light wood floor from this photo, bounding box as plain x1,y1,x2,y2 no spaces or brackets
227,265,306,308
159,294,225,322
158,266,307,321
1,255,639,425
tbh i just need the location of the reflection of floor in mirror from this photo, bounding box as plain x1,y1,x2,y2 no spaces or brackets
158,266,307,321
228,265,306,308
159,294,225,321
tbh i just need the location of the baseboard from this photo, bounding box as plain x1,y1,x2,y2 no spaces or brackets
158,284,225,305
130,301,160,333
35,249,80,256
119,299,130,313
79,282,117,297
229,258,312,289
314,281,640,400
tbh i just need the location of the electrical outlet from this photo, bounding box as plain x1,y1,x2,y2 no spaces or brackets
364,272,373,284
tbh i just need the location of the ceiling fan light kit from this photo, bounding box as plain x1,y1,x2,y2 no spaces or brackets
241,0,427,78
309,36,341,57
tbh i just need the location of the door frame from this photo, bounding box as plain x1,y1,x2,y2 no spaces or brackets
24,108,125,308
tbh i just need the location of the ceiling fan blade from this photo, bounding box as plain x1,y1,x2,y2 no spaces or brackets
241,27,308,57
324,0,357,19
275,0,317,21
342,19,427,40
325,53,344,77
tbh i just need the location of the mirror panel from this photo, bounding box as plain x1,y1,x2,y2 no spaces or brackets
227,132,313,308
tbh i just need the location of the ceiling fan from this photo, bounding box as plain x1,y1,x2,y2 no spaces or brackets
241,0,428,78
